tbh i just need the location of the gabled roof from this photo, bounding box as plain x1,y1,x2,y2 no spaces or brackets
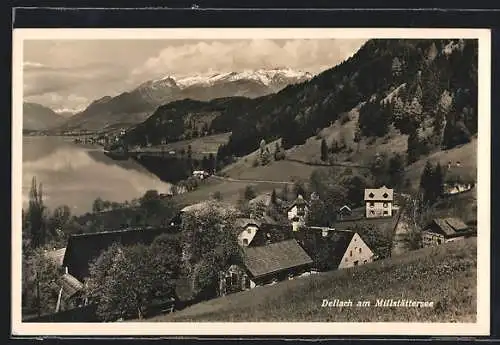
59,273,84,300
364,186,394,201
234,218,262,229
339,205,352,213
242,239,313,278
286,194,310,211
327,231,356,267
298,229,356,268
181,201,237,214
62,227,178,282
428,217,469,237
248,193,273,207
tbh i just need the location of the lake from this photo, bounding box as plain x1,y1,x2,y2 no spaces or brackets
22,136,172,215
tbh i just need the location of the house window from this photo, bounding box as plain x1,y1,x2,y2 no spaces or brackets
345,257,348,262
369,192,374,198
363,260,367,264
383,192,389,198
369,202,374,207
383,202,388,208
243,275,251,289
370,210,375,215
247,228,252,234
231,272,238,287
383,211,388,215
242,239,249,246
350,250,352,257
359,248,362,253
354,261,359,266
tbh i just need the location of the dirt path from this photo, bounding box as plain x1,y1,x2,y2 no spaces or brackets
211,175,294,185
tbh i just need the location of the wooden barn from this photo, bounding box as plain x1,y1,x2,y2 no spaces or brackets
218,239,313,296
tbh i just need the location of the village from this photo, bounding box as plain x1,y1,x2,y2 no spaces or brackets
34,160,477,322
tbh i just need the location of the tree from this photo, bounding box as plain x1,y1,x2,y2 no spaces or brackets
22,248,61,316
180,203,241,300
420,160,437,205
433,162,445,199
243,185,257,201
306,199,331,227
292,180,307,199
270,189,277,205
92,197,105,213
85,240,180,321
387,153,406,189
208,153,216,174
27,176,47,248
341,174,368,207
320,138,328,161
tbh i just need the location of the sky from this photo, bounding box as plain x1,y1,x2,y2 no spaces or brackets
23,39,367,113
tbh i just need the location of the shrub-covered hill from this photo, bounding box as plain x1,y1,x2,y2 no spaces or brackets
139,237,477,322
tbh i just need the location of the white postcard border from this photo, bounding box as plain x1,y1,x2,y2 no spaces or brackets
11,27,491,336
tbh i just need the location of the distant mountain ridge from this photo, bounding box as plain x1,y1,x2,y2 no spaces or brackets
23,102,66,131
59,68,313,131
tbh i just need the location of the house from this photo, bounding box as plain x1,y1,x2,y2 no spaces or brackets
192,170,209,179
337,205,352,220
443,163,475,195
62,227,178,282
286,194,310,231
364,185,394,218
234,217,292,247
422,217,476,247
218,239,313,296
295,229,375,271
234,218,262,247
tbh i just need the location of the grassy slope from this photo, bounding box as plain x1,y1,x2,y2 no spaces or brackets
141,238,476,322
404,136,477,190
171,105,476,207
172,177,288,207
145,132,232,154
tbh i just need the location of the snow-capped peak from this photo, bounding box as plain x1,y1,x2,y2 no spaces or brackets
149,68,313,90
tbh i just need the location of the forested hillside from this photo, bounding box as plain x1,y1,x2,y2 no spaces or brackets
122,39,477,169
220,39,477,164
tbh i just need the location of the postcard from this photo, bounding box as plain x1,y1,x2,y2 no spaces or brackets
12,27,491,336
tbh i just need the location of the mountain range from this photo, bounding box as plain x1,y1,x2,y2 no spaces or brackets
57,68,313,131
23,102,67,131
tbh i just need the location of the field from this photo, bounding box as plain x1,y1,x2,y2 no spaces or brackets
139,238,477,322
172,177,290,207
137,132,231,155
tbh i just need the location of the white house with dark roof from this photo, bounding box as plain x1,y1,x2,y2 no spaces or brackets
364,186,394,218
286,194,310,231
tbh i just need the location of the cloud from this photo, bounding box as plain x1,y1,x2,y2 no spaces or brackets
22,39,367,111
131,39,366,80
